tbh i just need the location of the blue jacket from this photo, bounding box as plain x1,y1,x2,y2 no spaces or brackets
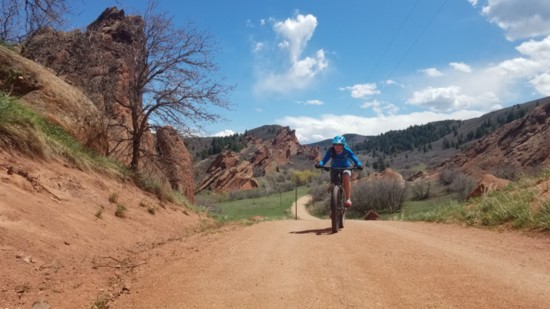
319,145,362,168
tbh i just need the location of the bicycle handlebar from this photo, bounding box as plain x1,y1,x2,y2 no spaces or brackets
315,166,362,172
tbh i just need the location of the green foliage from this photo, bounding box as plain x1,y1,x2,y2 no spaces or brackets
401,168,550,232
198,133,246,159
356,120,459,156
134,174,175,203
350,179,407,216
0,92,126,176
291,169,318,186
199,186,309,222
115,204,127,218
108,193,118,204
95,207,104,219
0,92,48,157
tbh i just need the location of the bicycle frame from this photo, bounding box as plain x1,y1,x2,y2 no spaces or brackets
317,166,358,233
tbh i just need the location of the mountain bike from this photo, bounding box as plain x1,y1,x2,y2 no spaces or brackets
316,166,359,233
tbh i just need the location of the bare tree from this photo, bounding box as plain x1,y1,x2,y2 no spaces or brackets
0,0,68,43
114,2,233,172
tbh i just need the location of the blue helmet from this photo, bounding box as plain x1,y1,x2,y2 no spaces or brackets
332,135,346,145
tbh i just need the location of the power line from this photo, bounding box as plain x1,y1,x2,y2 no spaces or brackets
366,0,421,83
384,0,449,82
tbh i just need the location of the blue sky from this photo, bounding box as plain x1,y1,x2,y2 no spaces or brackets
69,0,550,143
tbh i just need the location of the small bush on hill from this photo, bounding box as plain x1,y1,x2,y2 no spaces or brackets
350,179,407,216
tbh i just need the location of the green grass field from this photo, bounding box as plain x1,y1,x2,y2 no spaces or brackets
212,186,309,221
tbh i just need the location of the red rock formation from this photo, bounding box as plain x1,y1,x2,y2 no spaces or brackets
440,101,550,177
369,168,406,187
156,127,195,203
18,8,196,202
196,126,320,193
467,174,511,199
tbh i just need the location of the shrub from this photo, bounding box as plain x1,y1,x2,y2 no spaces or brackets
410,179,431,200
450,173,476,201
115,204,127,218
350,179,407,216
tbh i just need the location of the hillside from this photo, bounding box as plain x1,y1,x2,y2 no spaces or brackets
0,149,211,308
307,97,548,178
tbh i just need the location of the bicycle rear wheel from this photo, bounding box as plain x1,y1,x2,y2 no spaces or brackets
331,185,340,233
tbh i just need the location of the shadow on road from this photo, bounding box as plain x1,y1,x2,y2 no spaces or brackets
290,227,334,235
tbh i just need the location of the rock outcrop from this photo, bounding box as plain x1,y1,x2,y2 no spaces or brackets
18,8,196,201
440,100,550,177
368,168,406,187
468,174,511,199
156,127,195,202
0,45,106,153
196,126,320,193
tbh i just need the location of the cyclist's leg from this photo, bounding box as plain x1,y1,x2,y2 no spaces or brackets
343,170,352,207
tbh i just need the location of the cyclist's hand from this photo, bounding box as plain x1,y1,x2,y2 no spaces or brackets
357,165,364,170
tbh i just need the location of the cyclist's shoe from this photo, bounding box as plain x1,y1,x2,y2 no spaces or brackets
344,199,352,208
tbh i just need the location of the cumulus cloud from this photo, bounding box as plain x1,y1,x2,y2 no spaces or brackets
530,73,550,95
341,83,380,99
276,110,484,143
360,100,399,116
253,13,328,95
481,0,550,40
420,68,443,77
407,86,501,112
405,32,550,112
449,62,472,73
213,129,237,137
305,99,324,105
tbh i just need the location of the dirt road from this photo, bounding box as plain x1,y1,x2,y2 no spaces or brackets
112,196,550,308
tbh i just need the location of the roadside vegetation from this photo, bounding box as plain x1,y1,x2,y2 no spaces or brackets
305,164,550,232
196,186,309,222
0,92,184,205
401,168,550,232
2,91,549,231
0,92,123,175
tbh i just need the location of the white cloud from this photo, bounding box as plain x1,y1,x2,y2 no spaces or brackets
277,110,484,144
407,86,501,112
273,14,317,62
481,0,550,40
420,67,443,77
213,130,236,137
253,14,328,95
305,99,324,105
530,73,550,95
516,35,550,60
360,100,399,116
341,83,380,99
253,42,264,53
449,62,472,73
468,0,478,7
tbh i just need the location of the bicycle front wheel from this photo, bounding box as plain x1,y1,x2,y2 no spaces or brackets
331,185,340,233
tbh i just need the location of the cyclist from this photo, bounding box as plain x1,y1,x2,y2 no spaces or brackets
315,135,363,207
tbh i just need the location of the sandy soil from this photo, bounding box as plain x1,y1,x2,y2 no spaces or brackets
2,151,550,308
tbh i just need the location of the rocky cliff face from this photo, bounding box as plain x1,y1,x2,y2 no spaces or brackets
17,7,195,201
440,100,550,177
196,126,320,193
0,46,106,153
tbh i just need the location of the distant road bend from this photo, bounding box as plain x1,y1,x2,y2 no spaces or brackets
113,195,550,308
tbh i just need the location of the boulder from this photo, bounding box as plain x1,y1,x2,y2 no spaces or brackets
468,174,511,198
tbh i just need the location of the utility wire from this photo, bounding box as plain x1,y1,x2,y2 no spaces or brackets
345,0,420,114
384,0,449,82
366,0,421,83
